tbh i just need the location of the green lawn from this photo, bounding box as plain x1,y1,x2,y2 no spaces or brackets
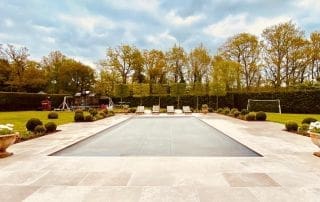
0,111,75,134
267,113,320,125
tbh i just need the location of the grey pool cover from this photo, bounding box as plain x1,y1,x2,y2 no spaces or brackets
53,117,261,157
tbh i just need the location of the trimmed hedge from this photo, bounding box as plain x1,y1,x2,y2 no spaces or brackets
112,89,320,114
0,92,68,111
2,89,320,113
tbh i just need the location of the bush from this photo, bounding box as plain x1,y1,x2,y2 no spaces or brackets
26,118,43,131
45,122,57,132
84,115,94,122
256,111,267,121
75,109,84,114
103,108,108,114
217,108,223,114
94,114,104,120
240,109,249,116
48,112,58,119
285,121,299,131
88,108,98,116
108,111,115,116
129,108,136,113
230,108,238,114
208,108,213,113
223,107,230,115
233,110,240,118
34,125,46,134
98,112,106,118
298,123,310,134
74,113,84,122
245,112,256,121
301,117,318,124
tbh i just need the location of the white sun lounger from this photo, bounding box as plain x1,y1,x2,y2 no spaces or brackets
136,106,144,114
152,105,160,114
167,106,175,114
182,106,192,114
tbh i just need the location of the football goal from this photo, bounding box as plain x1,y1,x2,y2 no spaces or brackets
247,99,281,114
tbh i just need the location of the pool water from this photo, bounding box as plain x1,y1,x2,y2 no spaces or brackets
52,117,261,157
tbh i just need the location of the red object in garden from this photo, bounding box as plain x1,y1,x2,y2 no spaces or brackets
41,98,51,111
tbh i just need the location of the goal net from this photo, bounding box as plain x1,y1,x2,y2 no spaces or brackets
247,99,281,113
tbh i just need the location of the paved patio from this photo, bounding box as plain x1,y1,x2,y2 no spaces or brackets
0,113,320,201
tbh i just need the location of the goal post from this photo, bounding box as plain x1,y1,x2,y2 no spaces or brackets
247,99,281,114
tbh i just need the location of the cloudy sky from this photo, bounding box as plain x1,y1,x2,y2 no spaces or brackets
1,0,319,68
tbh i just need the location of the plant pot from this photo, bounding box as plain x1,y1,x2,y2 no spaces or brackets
309,132,320,157
0,134,17,158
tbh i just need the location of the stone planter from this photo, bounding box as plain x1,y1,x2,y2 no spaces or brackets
0,134,17,158
310,132,320,157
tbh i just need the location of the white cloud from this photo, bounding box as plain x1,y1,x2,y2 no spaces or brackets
4,18,14,27
32,24,55,33
295,0,320,9
203,14,291,38
71,55,97,69
107,0,159,12
59,14,115,32
146,31,177,48
165,10,205,26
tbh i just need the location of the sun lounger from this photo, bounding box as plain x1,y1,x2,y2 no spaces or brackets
182,106,192,114
167,106,175,114
152,105,160,114
136,106,144,114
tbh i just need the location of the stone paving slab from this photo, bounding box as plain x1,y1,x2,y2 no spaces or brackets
0,113,319,201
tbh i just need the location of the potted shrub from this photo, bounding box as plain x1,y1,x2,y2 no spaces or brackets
0,124,18,158
309,121,320,157
202,104,208,114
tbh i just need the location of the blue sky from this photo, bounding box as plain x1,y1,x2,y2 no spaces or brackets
1,0,320,68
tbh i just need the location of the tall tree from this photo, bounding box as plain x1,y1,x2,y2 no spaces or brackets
219,33,260,90
167,44,187,83
261,21,304,88
211,55,240,90
42,51,66,93
0,58,11,91
310,31,320,81
188,44,211,84
144,49,167,84
59,59,95,94
22,60,47,92
0,44,29,91
104,44,141,84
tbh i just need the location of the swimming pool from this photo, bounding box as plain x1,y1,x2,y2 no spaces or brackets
52,116,261,157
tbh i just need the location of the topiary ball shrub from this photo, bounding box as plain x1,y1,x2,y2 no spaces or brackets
26,118,43,131
302,117,318,124
233,110,240,118
217,108,223,114
45,122,57,132
75,109,84,115
74,113,84,122
48,112,58,119
245,112,256,121
223,107,230,115
34,125,46,134
88,108,98,116
285,121,298,132
108,111,115,116
230,108,238,115
84,115,94,122
241,109,249,116
256,111,267,121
